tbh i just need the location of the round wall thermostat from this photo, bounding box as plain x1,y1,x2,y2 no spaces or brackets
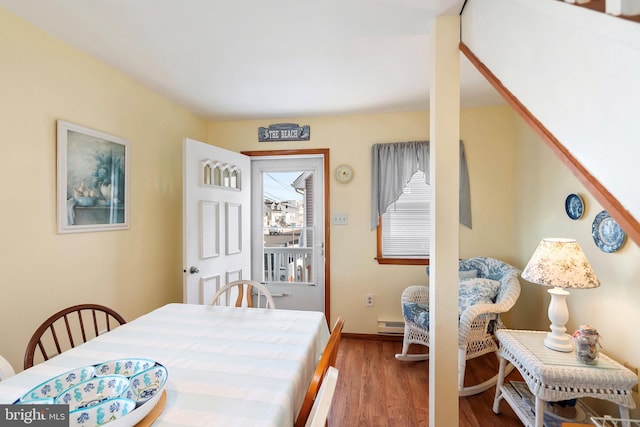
335,164,354,183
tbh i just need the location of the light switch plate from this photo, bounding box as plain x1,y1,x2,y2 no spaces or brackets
332,213,348,225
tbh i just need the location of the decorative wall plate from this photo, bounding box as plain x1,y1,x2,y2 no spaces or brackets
592,210,626,253
565,193,584,220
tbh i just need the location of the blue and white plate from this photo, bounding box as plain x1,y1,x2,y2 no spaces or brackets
19,366,96,402
69,397,136,427
54,375,130,411
95,358,156,378
592,210,626,253
16,398,54,404
127,364,167,406
565,193,584,220
16,358,166,426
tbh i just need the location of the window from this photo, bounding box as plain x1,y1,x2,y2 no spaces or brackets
378,171,431,264
371,140,471,265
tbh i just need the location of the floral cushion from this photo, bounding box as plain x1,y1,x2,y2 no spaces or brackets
402,301,430,329
458,278,500,313
402,278,500,330
458,269,478,279
426,266,479,279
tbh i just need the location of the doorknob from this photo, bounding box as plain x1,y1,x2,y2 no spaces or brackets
189,266,199,274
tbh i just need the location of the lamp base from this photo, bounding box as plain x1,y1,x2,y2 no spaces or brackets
545,287,573,352
544,332,573,352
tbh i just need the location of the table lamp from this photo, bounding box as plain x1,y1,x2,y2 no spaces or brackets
521,238,600,352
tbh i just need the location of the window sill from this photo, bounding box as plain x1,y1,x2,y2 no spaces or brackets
375,257,429,266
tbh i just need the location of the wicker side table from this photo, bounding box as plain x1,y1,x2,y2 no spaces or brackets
493,330,637,427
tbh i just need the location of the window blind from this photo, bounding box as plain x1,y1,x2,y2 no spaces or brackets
381,170,430,257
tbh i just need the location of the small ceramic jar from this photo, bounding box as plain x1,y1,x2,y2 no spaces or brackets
573,325,600,365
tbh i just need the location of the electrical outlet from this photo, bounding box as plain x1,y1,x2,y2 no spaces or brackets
332,213,348,225
624,362,639,392
365,293,374,307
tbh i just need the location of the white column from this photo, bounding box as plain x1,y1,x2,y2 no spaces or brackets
429,15,461,427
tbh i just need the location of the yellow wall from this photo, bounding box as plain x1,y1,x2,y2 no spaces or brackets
209,105,517,333
5,8,637,416
0,9,207,371
512,115,640,415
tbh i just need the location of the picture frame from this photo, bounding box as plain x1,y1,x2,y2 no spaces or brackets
57,120,130,233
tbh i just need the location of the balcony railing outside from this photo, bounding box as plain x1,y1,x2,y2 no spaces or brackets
262,227,315,285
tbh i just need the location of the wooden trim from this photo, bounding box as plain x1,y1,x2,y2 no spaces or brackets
460,42,640,247
375,216,430,265
242,149,328,157
343,332,403,342
241,149,331,322
563,0,640,24
375,257,429,266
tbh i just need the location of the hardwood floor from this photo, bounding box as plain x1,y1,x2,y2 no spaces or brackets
328,336,525,427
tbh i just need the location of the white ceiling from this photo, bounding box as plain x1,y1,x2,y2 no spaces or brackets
0,0,504,121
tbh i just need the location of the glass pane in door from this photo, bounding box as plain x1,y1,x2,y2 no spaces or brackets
261,172,315,286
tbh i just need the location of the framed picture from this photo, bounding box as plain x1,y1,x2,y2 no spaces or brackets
57,120,130,233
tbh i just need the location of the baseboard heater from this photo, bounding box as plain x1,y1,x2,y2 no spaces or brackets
377,320,405,335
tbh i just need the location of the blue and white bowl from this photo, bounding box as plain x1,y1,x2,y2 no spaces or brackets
54,375,130,411
19,366,96,402
16,398,55,404
95,358,156,378
69,397,136,427
127,364,167,406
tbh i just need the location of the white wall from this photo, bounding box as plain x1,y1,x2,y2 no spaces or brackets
512,114,640,416
462,0,640,222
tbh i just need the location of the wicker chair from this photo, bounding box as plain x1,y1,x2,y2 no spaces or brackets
395,257,521,396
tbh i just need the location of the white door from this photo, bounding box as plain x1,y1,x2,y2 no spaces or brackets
183,138,251,304
251,156,325,312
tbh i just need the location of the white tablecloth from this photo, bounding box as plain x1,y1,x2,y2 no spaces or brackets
0,303,330,427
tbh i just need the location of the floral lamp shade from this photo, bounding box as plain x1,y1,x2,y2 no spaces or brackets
522,238,600,352
522,238,600,289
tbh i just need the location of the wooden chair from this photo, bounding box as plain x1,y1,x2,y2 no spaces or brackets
210,280,276,309
294,316,345,427
24,303,126,369
0,355,15,381
305,366,339,427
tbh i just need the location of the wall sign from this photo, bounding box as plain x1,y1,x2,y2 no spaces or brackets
258,123,310,142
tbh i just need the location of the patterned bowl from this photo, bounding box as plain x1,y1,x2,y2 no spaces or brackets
68,397,136,427
54,375,130,411
126,364,167,406
95,358,156,378
16,398,55,404
74,196,97,207
19,366,96,402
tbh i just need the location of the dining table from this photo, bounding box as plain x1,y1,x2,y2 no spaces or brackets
0,303,330,426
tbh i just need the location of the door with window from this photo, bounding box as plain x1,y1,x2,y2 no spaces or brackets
183,138,251,304
250,156,325,312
